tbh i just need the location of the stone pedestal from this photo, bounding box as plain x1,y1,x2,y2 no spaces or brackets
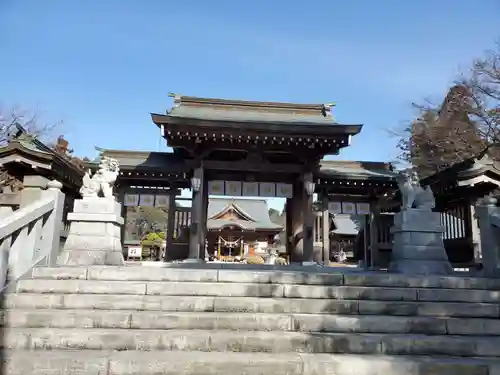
388,208,452,275
57,198,125,266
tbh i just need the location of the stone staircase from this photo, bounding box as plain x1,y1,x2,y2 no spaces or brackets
4,265,500,375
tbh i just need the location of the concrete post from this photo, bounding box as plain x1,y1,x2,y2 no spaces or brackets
19,175,50,208
475,196,500,277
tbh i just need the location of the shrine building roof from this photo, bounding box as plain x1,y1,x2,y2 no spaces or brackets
207,197,282,232
331,214,360,236
151,95,362,155
319,160,397,181
0,125,84,191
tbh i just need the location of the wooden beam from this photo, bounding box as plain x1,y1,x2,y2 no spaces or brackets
203,159,304,173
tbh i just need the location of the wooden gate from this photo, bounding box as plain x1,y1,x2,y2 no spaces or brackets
440,203,475,264
165,203,192,261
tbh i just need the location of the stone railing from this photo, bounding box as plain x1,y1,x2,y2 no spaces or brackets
474,196,500,277
0,180,65,289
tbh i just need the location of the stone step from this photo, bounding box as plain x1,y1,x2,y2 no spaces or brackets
5,309,500,335
5,328,500,357
6,293,499,318
16,278,500,303
32,265,500,290
6,350,498,375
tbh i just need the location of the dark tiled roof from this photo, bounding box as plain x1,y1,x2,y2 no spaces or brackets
88,149,185,172
319,160,398,180
168,105,336,126
167,95,337,126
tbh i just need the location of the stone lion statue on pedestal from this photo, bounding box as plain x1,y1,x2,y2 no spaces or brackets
397,170,435,210
80,156,120,198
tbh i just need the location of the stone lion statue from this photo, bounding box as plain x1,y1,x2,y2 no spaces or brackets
397,170,435,210
80,156,120,198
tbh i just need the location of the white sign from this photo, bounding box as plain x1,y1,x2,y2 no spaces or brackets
342,202,356,215
208,180,225,195
225,181,242,196
276,183,293,198
259,182,276,197
124,194,139,207
328,201,342,214
356,202,371,215
139,194,155,207
127,246,142,259
242,182,259,196
155,195,169,208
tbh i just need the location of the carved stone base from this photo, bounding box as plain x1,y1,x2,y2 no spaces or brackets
57,198,125,266
388,209,452,275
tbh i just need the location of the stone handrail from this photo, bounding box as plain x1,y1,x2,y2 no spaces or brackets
0,180,65,289
475,196,500,277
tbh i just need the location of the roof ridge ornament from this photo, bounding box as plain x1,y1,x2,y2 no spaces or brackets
321,102,336,120
168,92,182,108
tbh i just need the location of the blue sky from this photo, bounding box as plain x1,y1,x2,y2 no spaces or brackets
1,1,499,208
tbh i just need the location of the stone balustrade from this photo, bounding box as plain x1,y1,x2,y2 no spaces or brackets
0,180,65,289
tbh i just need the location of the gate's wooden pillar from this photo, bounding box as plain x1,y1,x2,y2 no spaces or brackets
201,178,209,259
468,202,482,264
164,191,176,261
187,167,206,262
285,199,293,262
116,188,127,247
321,195,330,265
368,202,380,269
288,183,303,263
289,173,314,264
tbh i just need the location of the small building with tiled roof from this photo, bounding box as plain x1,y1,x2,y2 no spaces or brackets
205,197,283,260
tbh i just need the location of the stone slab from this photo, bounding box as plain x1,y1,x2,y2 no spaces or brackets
86,266,219,282
357,300,500,318
67,212,124,225
393,231,445,247
146,281,286,297
5,350,496,375
390,244,451,261
6,328,500,357
29,266,500,290
393,209,442,231
292,314,447,334
6,293,499,319
5,328,384,354
32,266,89,280
16,279,147,295
62,234,122,252
283,284,418,301
4,350,109,375
390,209,452,276
417,288,500,303
8,309,484,335
343,273,500,290
389,259,453,276
60,197,125,266
74,197,121,215
15,277,500,304
299,353,491,375
70,221,122,237
57,248,124,266
213,297,359,315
